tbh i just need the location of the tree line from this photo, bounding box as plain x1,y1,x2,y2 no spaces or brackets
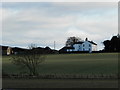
103,34,120,52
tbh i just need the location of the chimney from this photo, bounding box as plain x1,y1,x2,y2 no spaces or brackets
85,38,88,41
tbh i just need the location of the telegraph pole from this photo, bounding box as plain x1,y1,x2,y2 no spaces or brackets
54,41,55,50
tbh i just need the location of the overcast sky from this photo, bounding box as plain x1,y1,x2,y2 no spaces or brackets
1,2,118,50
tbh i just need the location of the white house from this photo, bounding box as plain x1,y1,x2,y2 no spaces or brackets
67,38,97,53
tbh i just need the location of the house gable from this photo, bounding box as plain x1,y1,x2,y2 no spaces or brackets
82,41,92,52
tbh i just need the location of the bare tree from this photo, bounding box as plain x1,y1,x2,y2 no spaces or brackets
65,36,82,47
10,44,46,76
28,43,37,50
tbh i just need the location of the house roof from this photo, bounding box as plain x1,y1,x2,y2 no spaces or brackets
1,45,8,50
74,42,84,44
65,47,74,49
88,41,97,45
73,41,97,45
59,46,74,51
12,47,29,52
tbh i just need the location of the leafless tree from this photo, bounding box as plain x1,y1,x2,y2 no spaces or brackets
28,43,37,50
10,44,46,76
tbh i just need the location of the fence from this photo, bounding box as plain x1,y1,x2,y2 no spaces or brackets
2,73,119,79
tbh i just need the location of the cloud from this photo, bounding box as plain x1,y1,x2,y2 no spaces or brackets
1,2,118,50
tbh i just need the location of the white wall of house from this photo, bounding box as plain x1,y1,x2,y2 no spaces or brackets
73,44,82,51
82,41,92,52
92,44,97,51
72,41,97,52
73,41,92,52
67,49,73,52
7,47,12,55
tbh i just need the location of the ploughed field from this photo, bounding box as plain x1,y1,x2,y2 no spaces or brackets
2,53,118,75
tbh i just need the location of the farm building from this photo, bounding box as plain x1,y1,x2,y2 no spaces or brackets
0,45,29,55
7,47,13,55
59,38,97,53
0,45,9,55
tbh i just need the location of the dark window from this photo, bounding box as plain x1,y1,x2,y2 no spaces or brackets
83,44,84,47
89,48,91,51
83,48,85,51
89,44,91,47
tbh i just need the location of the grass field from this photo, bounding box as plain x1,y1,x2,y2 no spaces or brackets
2,53,119,88
2,53,118,75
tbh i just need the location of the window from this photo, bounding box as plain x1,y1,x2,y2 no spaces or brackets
89,48,91,51
83,44,85,47
89,44,91,47
83,48,85,51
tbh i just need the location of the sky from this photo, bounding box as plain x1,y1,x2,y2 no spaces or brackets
1,2,118,50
